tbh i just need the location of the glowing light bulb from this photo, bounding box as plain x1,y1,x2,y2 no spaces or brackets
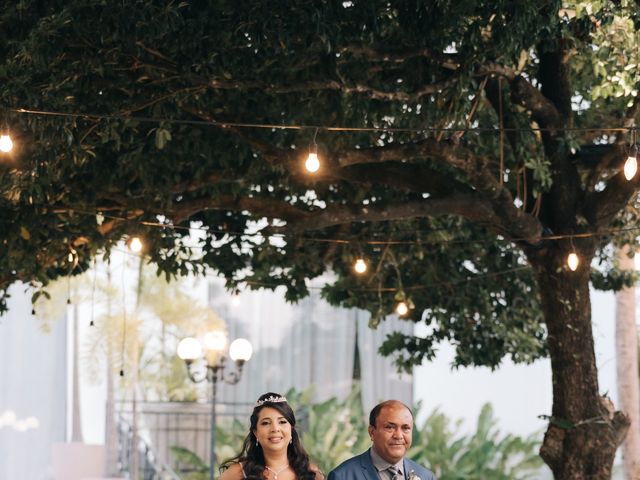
129,236,143,253
354,258,367,274
305,152,320,173
396,301,409,316
68,252,74,263
0,134,13,153
624,155,638,180
567,252,579,271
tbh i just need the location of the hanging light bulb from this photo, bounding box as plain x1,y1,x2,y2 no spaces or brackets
305,127,321,173
129,236,143,253
0,134,13,153
624,144,638,180
396,301,409,316
567,252,579,271
353,258,367,274
305,152,320,173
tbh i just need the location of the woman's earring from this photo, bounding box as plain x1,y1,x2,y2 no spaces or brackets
256,439,259,447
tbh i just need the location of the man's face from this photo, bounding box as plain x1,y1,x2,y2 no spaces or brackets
368,403,413,464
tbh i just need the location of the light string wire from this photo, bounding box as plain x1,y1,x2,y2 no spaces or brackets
9,107,640,134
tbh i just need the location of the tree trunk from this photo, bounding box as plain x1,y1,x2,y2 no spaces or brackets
531,248,629,479
615,245,640,480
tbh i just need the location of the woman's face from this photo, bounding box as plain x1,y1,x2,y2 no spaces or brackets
254,406,292,454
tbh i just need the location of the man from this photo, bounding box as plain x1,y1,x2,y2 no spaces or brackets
328,400,436,480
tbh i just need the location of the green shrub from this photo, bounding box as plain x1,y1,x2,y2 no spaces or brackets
408,403,544,480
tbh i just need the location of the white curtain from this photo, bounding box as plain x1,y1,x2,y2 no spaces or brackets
0,283,68,479
208,278,413,414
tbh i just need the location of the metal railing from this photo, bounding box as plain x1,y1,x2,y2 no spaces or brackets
117,401,254,478
118,415,182,480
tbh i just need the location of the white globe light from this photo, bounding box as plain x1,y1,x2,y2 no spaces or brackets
305,152,320,173
229,338,253,362
177,337,202,361
204,331,227,352
0,134,13,153
567,252,579,271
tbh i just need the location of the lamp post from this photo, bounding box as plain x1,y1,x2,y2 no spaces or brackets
177,332,253,480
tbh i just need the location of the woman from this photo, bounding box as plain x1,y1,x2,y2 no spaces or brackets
219,392,323,480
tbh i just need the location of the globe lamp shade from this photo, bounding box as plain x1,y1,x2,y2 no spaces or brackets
177,337,202,361
229,338,253,362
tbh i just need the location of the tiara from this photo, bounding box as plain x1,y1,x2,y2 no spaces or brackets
255,395,287,407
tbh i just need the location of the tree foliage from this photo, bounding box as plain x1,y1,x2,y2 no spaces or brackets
2,2,640,475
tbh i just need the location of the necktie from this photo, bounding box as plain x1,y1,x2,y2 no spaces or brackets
387,466,402,480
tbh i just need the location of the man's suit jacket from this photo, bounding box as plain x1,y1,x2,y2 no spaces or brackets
327,449,436,480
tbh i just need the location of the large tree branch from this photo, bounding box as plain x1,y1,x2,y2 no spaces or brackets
180,107,542,240
335,138,502,197
266,194,500,234
204,77,455,102
537,40,573,122
509,76,564,132
335,139,543,240
337,44,460,70
336,163,473,197
167,195,310,225
585,172,639,228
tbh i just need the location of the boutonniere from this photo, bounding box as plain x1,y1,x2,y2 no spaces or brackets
408,470,421,480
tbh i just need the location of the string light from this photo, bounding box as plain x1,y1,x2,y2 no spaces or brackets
305,128,320,173
566,235,580,271
624,144,638,181
0,134,13,153
567,252,579,271
396,301,409,316
128,236,143,253
305,152,320,173
11,106,640,135
353,258,367,274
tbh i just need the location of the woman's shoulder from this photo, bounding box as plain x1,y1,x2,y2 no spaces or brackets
219,462,246,480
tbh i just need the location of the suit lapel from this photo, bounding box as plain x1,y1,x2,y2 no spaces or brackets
401,460,410,480
359,450,380,480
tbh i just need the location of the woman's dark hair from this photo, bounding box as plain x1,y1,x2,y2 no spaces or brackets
221,392,317,480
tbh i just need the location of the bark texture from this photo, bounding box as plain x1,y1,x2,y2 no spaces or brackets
532,249,630,479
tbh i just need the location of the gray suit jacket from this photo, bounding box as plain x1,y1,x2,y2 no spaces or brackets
327,449,436,480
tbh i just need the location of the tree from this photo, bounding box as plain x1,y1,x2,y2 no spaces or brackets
1,1,640,478
615,246,640,480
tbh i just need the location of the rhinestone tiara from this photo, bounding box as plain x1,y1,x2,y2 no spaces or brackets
255,395,287,407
